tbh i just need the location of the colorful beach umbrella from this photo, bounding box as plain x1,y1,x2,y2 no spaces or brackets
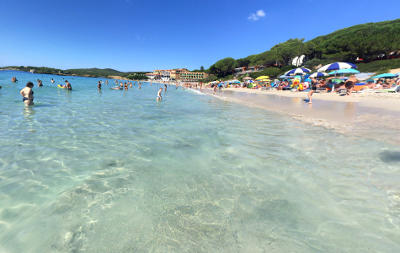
255,76,270,80
372,73,398,79
328,69,360,75
318,62,357,72
284,67,311,76
309,72,329,78
229,80,241,84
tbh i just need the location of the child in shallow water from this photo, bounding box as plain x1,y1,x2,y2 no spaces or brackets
157,88,162,101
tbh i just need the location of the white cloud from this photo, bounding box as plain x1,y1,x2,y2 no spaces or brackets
248,9,266,21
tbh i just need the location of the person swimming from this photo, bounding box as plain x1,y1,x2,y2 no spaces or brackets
20,82,34,106
157,88,162,101
37,79,43,87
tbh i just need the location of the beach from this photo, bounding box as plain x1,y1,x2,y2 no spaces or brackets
0,71,399,252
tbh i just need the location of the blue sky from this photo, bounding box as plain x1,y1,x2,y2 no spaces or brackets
1,0,399,71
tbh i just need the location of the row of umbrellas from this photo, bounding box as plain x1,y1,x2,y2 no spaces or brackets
250,62,399,84
281,62,398,80
283,62,357,77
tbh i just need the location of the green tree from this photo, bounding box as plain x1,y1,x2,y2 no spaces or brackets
209,57,237,77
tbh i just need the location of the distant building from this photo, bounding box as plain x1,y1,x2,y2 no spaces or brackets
151,68,206,81
146,73,156,80
179,71,208,82
234,65,265,76
170,68,189,80
29,69,35,73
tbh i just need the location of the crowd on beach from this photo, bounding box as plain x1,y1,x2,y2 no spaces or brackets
4,75,170,106
203,63,400,104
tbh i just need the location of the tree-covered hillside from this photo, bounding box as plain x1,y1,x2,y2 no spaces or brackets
0,66,148,79
207,19,400,79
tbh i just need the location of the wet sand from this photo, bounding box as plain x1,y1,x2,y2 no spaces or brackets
198,88,400,144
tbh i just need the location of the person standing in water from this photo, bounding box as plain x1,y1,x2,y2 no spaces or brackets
164,84,167,94
65,80,72,90
37,79,43,87
51,78,55,84
20,82,34,106
98,81,102,90
157,88,162,101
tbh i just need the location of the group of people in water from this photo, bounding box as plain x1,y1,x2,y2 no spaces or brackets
9,76,169,106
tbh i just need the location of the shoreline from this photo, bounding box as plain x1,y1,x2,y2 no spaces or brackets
193,87,400,145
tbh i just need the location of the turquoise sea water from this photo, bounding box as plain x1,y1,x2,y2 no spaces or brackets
0,70,399,252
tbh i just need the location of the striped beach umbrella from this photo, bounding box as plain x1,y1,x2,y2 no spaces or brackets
309,72,329,78
284,67,311,76
318,62,357,72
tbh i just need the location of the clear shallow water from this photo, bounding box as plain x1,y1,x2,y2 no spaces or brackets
0,70,400,252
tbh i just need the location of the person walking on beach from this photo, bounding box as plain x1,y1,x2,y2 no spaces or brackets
213,84,218,95
307,78,318,104
157,88,162,101
20,82,34,106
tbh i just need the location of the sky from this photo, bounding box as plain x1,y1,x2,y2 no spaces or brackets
1,0,399,72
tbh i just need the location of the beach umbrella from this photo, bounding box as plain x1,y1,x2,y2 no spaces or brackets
318,62,357,72
328,69,360,75
309,72,329,78
228,80,240,84
372,73,398,79
284,67,311,76
255,76,270,80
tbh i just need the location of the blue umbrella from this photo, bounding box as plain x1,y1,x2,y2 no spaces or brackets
372,73,398,79
318,62,357,72
284,67,311,76
310,72,329,78
329,69,360,75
